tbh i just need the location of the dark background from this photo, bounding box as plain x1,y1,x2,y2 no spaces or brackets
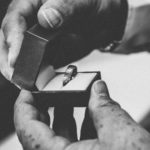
0,0,19,141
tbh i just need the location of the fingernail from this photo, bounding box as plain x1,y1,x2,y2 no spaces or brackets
94,80,109,96
42,8,63,28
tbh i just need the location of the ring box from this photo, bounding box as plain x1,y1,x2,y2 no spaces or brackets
11,24,101,106
34,67,100,106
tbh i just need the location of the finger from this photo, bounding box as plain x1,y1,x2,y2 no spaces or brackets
2,15,26,68
14,90,70,150
89,80,150,149
65,139,103,150
14,90,49,130
0,30,13,80
80,108,97,140
37,0,90,28
1,0,40,69
53,106,77,142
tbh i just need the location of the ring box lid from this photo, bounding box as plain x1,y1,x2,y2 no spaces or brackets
11,24,64,90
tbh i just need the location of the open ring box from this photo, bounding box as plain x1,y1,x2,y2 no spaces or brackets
11,24,101,107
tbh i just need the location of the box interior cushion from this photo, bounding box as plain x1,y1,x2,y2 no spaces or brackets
43,72,97,91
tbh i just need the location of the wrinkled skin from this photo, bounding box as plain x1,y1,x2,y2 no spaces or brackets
14,80,150,150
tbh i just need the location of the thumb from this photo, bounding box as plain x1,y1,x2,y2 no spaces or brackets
37,0,89,29
89,80,135,146
89,80,121,133
88,80,114,111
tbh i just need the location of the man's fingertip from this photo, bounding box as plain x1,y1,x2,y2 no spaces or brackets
20,89,31,95
18,90,34,103
38,8,63,29
92,80,109,96
89,80,111,111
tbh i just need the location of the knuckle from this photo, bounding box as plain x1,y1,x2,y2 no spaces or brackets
6,0,20,14
7,3,15,14
88,97,112,113
2,3,18,29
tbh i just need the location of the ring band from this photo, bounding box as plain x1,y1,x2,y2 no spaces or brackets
63,65,77,86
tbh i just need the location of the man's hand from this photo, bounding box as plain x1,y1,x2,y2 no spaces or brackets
14,80,150,150
0,0,127,80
